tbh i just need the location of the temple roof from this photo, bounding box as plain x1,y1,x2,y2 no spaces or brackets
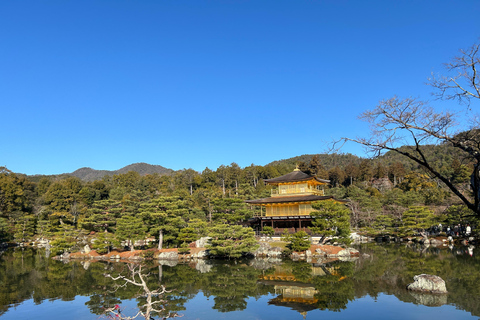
264,169,330,185
245,195,348,205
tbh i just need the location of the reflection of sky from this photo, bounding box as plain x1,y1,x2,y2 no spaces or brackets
1,296,93,320
1,292,476,320
180,292,476,320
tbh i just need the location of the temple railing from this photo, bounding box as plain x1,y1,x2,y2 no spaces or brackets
271,188,324,196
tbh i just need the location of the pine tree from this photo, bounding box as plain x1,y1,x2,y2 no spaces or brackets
207,224,258,258
400,206,435,238
281,230,311,251
311,201,351,245
115,214,147,251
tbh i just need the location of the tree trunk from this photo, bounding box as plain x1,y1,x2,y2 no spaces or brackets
158,229,163,250
471,163,480,213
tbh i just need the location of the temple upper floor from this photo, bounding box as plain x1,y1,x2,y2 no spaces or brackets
270,182,325,197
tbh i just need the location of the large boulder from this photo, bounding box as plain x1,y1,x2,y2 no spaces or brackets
195,237,211,248
158,251,179,261
336,247,360,257
407,274,448,294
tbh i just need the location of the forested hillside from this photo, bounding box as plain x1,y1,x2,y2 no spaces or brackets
0,145,475,256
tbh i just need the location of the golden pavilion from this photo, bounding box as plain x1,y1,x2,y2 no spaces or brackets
246,167,347,234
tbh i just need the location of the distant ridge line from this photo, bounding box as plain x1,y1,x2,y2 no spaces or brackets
69,162,174,181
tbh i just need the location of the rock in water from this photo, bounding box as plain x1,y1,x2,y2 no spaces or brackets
407,274,447,294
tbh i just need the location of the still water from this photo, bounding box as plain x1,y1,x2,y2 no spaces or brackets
0,244,479,320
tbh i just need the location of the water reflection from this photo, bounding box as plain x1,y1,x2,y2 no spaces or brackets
1,245,480,319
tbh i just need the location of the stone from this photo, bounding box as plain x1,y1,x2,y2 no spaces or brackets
325,247,360,258
291,252,301,260
84,245,91,254
195,237,211,248
350,232,370,244
253,242,282,258
158,251,179,260
337,247,359,257
407,274,447,294
420,238,430,245
429,238,443,246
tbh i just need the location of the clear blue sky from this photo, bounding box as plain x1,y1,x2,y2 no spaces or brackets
1,1,479,175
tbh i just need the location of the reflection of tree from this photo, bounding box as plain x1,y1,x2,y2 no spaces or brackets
202,263,262,312
354,244,480,316
312,261,355,311
279,260,315,283
85,293,121,315
155,264,202,314
4,247,480,318
104,263,181,319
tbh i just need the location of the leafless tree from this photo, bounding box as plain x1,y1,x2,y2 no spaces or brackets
429,42,480,106
103,264,181,320
335,41,480,216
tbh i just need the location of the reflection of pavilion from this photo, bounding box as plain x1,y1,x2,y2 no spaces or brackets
269,283,319,319
258,264,342,319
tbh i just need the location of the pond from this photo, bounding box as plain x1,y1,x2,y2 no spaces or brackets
0,244,479,320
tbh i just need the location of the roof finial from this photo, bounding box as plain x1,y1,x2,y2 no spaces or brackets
294,164,300,172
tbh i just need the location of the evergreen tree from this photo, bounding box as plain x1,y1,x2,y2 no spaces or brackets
311,201,351,245
177,227,197,254
13,214,36,243
400,206,435,238
281,230,311,251
115,214,147,250
92,231,117,254
372,214,395,236
344,162,359,185
50,223,78,255
81,199,121,232
207,224,258,258
139,196,190,249
211,198,253,224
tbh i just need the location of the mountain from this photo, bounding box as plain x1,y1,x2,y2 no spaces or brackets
267,153,364,169
69,162,174,181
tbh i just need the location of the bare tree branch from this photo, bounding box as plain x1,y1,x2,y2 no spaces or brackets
428,42,480,106
334,95,480,215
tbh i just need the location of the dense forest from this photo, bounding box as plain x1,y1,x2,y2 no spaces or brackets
0,144,476,256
